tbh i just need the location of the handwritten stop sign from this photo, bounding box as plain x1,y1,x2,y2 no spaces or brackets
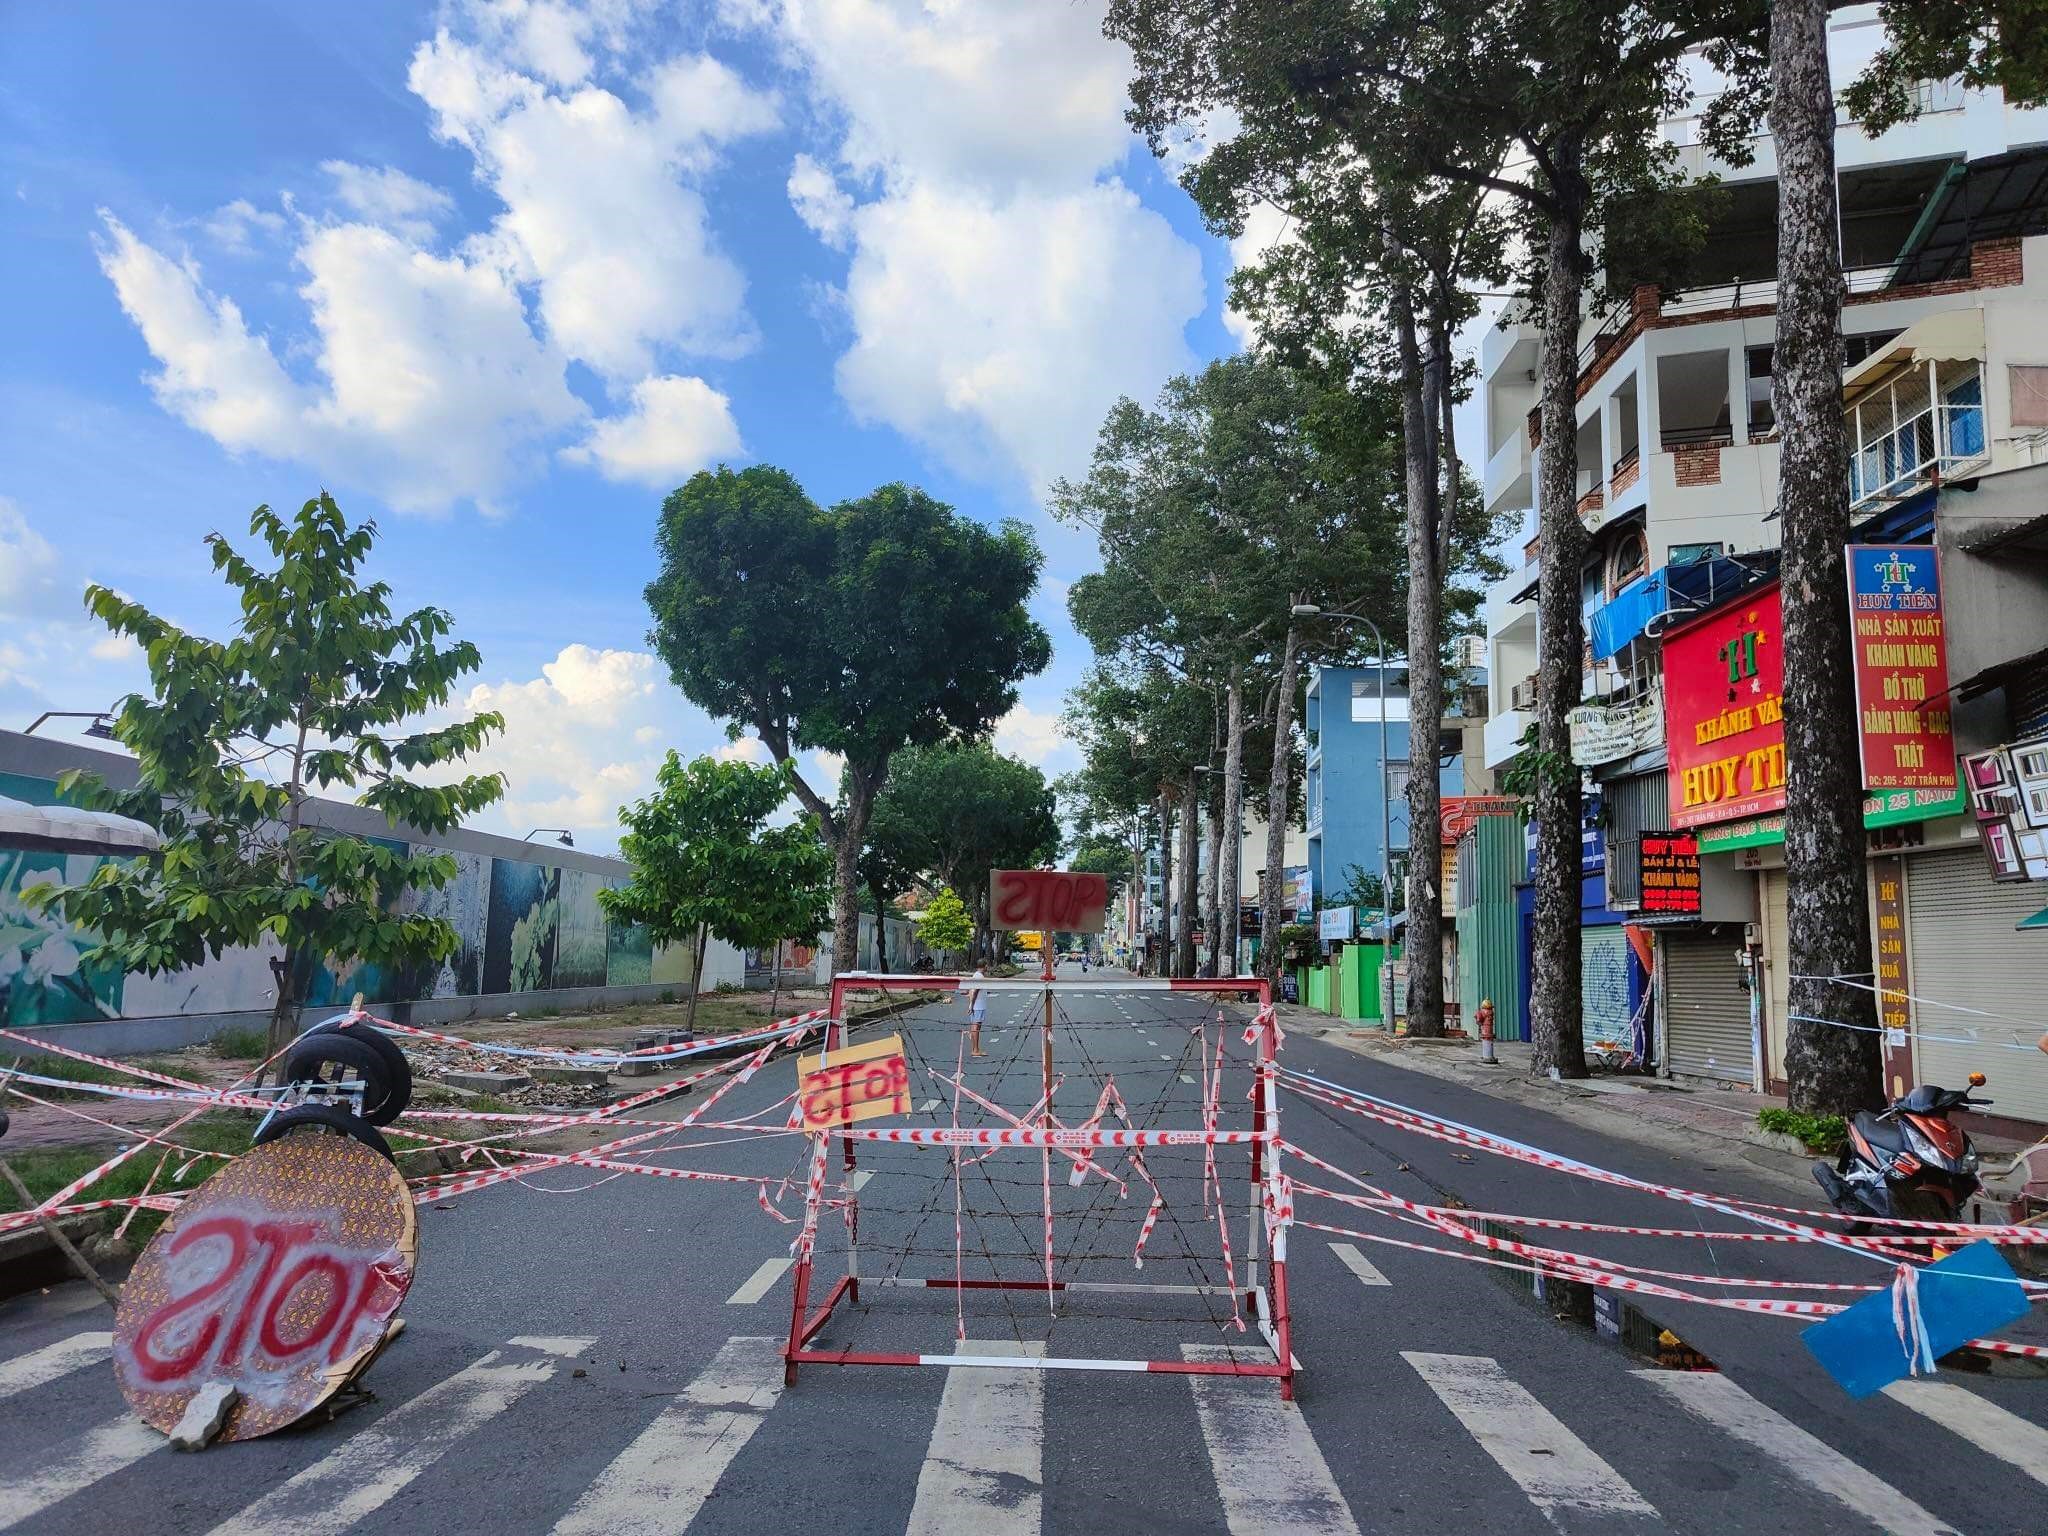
990,868,1108,934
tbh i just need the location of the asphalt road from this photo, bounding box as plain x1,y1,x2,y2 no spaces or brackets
4,981,2045,1535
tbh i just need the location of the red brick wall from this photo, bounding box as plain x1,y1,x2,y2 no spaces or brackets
1611,456,1641,496
1673,443,1721,486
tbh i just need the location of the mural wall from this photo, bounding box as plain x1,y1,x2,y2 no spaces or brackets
0,770,690,1025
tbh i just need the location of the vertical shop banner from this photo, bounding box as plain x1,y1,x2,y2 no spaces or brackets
1663,584,1787,829
1868,855,1915,1098
1846,546,1957,795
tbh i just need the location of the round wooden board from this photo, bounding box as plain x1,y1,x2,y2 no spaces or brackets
113,1128,418,1441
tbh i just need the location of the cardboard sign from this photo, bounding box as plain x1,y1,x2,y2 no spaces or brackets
990,868,1108,933
1636,831,1701,916
798,1034,910,1131
1802,1242,2029,1397
1846,545,1957,795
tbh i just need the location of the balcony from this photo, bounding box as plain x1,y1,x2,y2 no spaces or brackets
1483,706,1534,770
1845,312,1989,513
1485,427,1532,514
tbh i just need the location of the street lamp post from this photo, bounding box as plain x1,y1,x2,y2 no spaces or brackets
524,827,575,848
1293,603,1397,1030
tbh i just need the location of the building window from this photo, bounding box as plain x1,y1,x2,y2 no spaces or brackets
1843,330,1902,368
1606,527,1649,595
2012,365,2048,430
1746,344,1774,434
1668,541,1721,567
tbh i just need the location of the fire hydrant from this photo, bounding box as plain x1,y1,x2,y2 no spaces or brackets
1476,999,1498,1065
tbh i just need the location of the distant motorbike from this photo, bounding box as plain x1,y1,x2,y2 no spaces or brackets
1813,1072,1991,1231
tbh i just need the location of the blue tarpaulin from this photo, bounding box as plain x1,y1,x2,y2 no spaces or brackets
1588,570,1667,661
1801,1242,2030,1398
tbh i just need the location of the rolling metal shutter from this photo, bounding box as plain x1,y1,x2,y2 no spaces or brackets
1905,848,2048,1125
1582,925,1632,1053
1664,927,1755,1084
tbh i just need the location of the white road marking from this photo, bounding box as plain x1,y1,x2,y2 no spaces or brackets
851,1169,874,1191
1882,1380,2048,1489
1638,1370,1956,1535
1160,1054,1172,1060
0,1330,110,1398
1183,1345,1358,1534
1179,1074,1196,1085
726,1257,792,1305
208,1336,594,1536
1406,1353,1656,1524
554,1337,783,1536
906,1338,1043,1536
918,1098,940,1112
1329,1243,1391,1287
0,1414,160,1531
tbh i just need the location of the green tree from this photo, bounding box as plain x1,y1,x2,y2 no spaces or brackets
23,495,506,1054
644,466,1051,979
916,887,974,959
598,753,832,1034
861,742,1060,963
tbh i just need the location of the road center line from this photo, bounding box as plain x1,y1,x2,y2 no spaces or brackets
554,1336,784,1536
1328,1243,1391,1287
1636,1369,1956,1536
906,1338,1043,1536
726,1257,792,1305
1406,1352,1656,1524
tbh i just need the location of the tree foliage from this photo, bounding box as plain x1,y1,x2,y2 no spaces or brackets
915,887,974,956
22,495,507,1051
643,465,1051,975
598,753,832,1029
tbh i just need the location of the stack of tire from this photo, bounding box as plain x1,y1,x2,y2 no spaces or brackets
255,1020,412,1162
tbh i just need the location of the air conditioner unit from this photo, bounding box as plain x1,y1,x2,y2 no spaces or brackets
1510,676,1540,711
1453,634,1487,671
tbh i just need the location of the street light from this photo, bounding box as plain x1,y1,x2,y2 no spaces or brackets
24,710,117,740
1292,602,1397,1029
524,827,575,848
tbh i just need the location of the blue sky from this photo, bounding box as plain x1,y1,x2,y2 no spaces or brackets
0,1,1258,850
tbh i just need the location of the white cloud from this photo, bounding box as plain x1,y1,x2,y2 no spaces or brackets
1223,202,1296,349
647,53,780,165
201,198,286,254
320,161,456,243
410,31,763,378
787,153,853,248
296,221,584,511
992,701,1068,768
455,644,669,835
758,0,1204,492
562,373,742,487
0,498,65,619
834,181,1202,490
714,735,770,764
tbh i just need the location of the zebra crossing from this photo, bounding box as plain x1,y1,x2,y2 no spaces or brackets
1,1286,2039,1534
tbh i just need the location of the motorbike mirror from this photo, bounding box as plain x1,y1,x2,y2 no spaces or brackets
1968,1071,1987,1087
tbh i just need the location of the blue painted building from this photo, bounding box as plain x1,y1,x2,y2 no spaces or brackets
1303,663,1461,931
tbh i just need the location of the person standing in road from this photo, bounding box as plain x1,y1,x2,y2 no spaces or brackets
965,966,988,1057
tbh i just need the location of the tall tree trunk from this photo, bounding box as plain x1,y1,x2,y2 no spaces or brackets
1219,669,1245,977
1129,830,1144,972
266,952,302,1059
685,922,708,1034
769,939,782,1017
1529,155,1591,1080
1394,269,1447,1038
1773,0,1881,1113
1196,786,1212,978
1258,622,1302,989
1155,789,1175,977
1176,770,1199,978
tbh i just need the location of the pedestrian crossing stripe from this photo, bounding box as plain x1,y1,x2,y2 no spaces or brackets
0,1319,2032,1535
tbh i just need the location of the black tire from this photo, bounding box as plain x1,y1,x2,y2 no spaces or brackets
309,1020,413,1121
253,1102,394,1162
279,1034,405,1126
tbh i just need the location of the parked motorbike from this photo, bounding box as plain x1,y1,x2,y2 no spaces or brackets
1813,1073,1991,1231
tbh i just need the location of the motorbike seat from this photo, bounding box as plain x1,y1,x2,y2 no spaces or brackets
1853,1110,1911,1157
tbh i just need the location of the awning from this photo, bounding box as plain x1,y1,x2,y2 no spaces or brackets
2019,903,2048,932
1842,307,1985,408
0,795,161,857
1589,569,1667,660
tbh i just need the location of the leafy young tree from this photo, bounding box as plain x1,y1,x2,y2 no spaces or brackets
644,466,1051,978
597,753,832,1034
916,886,974,959
23,496,507,1054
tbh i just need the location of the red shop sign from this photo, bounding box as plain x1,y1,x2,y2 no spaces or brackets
1663,584,1786,829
